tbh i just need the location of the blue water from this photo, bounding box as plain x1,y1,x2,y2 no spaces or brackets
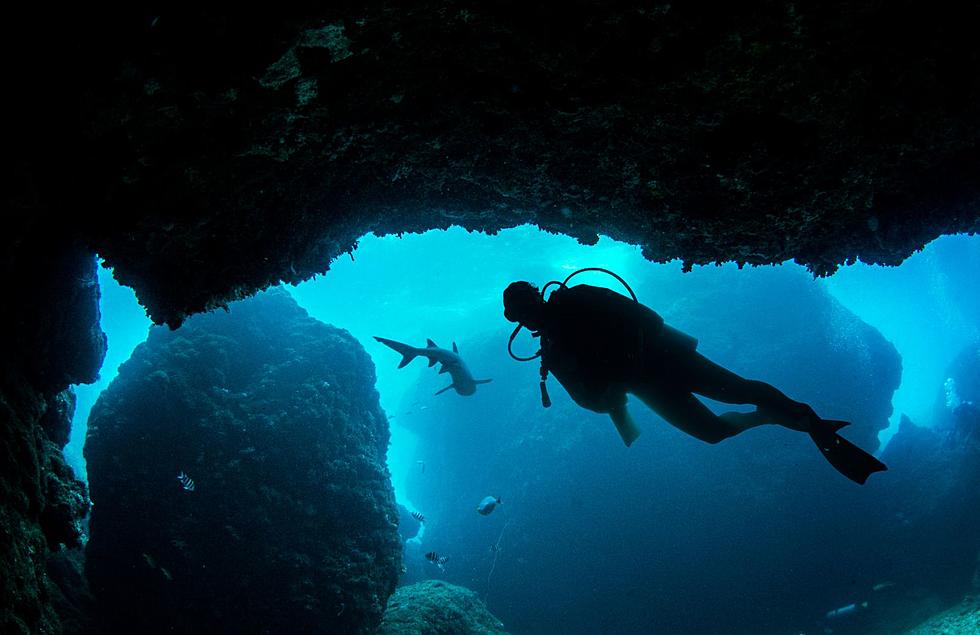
67,227,980,634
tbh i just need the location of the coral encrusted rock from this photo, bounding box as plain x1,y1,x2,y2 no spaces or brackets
84,288,400,633
378,580,509,635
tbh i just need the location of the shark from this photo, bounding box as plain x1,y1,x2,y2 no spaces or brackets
374,336,492,396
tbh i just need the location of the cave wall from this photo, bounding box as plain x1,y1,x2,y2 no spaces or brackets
0,245,104,634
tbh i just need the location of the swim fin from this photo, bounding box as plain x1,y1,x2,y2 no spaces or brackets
809,420,887,484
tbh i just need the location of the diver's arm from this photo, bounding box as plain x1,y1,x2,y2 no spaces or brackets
609,402,641,447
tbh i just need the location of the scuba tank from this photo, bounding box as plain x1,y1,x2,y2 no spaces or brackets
507,268,639,408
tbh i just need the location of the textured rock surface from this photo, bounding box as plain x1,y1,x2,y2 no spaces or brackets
0,388,91,635
84,289,400,633
379,580,509,635
4,4,980,328
0,248,103,635
897,595,980,635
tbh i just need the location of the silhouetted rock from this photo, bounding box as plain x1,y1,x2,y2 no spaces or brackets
85,289,400,633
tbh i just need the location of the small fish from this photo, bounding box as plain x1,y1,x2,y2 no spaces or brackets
477,496,501,516
425,551,449,570
411,511,425,523
177,471,195,492
417,460,426,473
825,601,868,620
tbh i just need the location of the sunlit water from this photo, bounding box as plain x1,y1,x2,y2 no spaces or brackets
67,227,980,498
63,228,980,635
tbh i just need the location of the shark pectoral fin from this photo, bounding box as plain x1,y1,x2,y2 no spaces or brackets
474,378,492,384
452,342,458,353
438,365,449,374
434,383,455,396
428,357,437,367
426,339,438,348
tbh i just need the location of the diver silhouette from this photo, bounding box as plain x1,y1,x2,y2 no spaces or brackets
503,269,887,484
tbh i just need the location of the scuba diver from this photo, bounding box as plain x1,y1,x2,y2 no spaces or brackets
503,268,887,484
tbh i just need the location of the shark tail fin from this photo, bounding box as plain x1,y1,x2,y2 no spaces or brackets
374,336,418,369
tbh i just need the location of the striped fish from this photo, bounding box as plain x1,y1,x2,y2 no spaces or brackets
177,471,195,492
411,511,425,523
425,551,449,570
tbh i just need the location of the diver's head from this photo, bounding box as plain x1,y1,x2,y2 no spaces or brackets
504,281,545,329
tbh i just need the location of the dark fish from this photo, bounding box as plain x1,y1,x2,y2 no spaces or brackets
411,511,425,523
177,471,195,492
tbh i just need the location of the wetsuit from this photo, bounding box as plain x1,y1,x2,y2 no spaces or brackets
539,284,815,443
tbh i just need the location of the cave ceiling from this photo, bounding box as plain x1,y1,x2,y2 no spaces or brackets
5,3,980,327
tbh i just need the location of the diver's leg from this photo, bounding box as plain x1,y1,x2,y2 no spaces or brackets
633,388,747,444
677,352,816,431
671,353,887,483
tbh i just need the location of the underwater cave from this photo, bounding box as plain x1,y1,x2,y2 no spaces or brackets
3,4,980,634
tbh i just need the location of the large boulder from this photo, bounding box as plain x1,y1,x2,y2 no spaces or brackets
84,288,401,633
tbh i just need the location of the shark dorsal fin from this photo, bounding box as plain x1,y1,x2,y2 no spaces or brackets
426,338,437,348
452,342,458,353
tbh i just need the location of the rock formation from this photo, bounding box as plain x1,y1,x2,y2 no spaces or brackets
84,289,400,633
0,248,103,634
379,580,509,635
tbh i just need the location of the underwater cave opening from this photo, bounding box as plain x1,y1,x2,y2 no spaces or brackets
67,228,980,495
62,226,980,634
